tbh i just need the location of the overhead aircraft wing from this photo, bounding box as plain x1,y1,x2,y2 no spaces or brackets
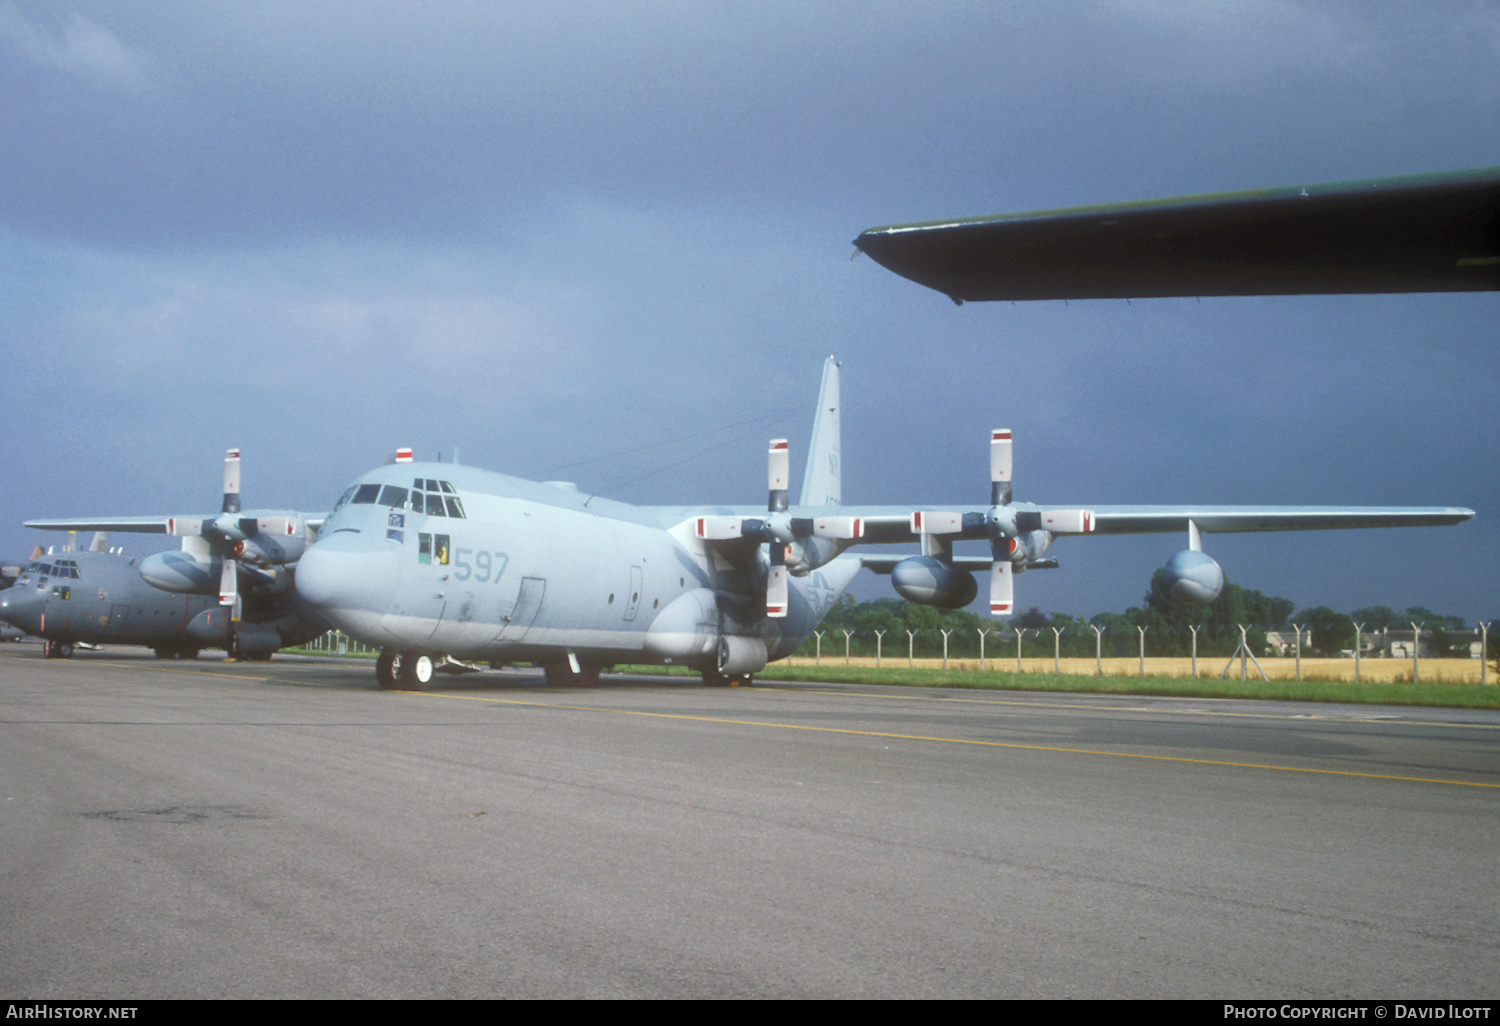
853,166,1500,302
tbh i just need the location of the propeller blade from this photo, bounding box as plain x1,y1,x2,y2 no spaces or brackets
694,516,745,541
909,511,964,535
811,516,863,540
1038,509,1095,534
768,439,789,513
991,429,1012,507
219,555,241,621
989,558,1014,616
765,438,790,616
166,517,205,537
223,449,241,514
766,547,788,618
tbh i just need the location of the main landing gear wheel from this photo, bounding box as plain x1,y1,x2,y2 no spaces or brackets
543,662,600,686
398,650,436,690
700,666,751,687
43,640,74,659
376,650,402,690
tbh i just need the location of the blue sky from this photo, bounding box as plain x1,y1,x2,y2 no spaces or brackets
2,1,1496,621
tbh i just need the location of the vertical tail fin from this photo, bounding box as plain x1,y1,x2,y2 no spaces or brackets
798,355,842,507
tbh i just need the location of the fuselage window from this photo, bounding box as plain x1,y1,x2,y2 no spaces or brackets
444,496,464,518
434,534,450,565
418,534,432,564
439,481,455,494
352,483,381,504
378,485,408,509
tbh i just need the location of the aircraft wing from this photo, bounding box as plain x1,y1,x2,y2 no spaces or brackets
853,166,1500,302
25,516,181,534
819,505,1474,544
25,514,328,534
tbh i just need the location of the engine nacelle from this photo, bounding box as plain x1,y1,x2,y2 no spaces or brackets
717,634,769,675
141,550,218,594
891,556,978,608
237,517,310,567
1163,549,1224,605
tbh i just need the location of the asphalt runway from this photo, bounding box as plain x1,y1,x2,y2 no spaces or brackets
1,643,1496,999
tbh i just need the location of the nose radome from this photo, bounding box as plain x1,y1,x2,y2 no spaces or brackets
296,533,401,623
0,587,41,632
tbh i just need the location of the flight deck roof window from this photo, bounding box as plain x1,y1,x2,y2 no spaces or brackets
351,483,381,504
406,480,464,519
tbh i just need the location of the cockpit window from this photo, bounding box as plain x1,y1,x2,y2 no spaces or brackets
402,479,466,519
351,484,381,504
377,485,408,509
25,560,80,579
334,486,356,510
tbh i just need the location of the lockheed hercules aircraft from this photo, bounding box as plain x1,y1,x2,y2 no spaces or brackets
20,454,330,659
0,543,327,660
285,357,1469,689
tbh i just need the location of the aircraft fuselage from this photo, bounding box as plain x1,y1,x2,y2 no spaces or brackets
296,461,860,677
0,550,327,658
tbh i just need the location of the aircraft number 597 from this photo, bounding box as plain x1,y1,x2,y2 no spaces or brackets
452,549,509,584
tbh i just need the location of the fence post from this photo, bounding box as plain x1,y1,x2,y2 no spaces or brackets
977,628,987,671
1481,622,1490,686
1189,625,1200,679
814,631,823,667
1092,624,1103,676
1291,623,1301,682
1053,627,1063,674
874,630,885,669
907,629,915,669
1016,628,1024,672
1353,623,1363,683
843,630,852,667
941,629,953,670
1411,621,1421,684
1137,626,1147,678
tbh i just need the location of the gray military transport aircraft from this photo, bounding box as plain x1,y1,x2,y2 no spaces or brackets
18,452,330,659
284,356,1470,690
